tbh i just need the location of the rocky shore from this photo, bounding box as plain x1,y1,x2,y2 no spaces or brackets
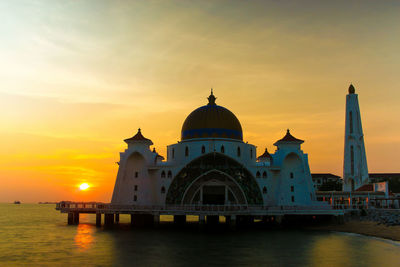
359,209,400,226
308,209,400,241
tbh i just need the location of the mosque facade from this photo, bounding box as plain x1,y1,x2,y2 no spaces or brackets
111,90,318,207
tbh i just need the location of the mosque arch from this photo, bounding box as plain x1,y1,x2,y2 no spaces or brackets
181,169,247,205
262,171,267,178
166,153,263,205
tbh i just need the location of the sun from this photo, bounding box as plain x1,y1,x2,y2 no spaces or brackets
79,183,90,191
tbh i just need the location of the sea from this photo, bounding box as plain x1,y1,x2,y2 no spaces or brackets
0,204,399,266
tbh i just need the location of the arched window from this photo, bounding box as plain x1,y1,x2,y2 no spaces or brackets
263,186,267,194
349,111,353,134
133,195,137,201
201,145,205,154
350,145,354,176
290,172,294,179
262,171,267,178
185,146,189,157
291,186,294,192
135,172,139,178
237,147,241,157
291,196,295,202
161,186,165,194
134,185,138,191
161,171,166,178
250,148,253,159
167,170,172,178
256,171,261,178
172,148,175,159
221,146,225,154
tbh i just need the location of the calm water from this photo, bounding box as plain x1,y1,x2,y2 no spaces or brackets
0,204,399,266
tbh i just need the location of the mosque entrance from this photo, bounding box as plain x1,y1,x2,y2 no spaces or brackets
183,173,245,205
202,185,225,205
166,153,263,205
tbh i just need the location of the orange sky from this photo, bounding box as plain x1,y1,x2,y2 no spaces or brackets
1,1,400,202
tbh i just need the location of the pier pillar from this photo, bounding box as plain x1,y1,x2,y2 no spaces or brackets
174,215,186,226
153,214,160,227
96,213,101,227
105,213,114,227
226,215,236,230
275,215,283,225
73,212,80,225
68,212,74,225
115,213,120,223
206,215,219,225
131,214,154,227
199,215,205,229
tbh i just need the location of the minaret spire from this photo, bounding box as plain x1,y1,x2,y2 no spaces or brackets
343,84,369,191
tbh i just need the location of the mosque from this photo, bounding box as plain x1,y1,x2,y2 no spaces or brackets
111,90,319,207
58,85,397,227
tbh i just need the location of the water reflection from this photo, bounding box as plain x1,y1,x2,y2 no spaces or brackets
74,223,94,251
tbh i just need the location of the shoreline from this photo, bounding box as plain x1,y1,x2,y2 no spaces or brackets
307,220,400,242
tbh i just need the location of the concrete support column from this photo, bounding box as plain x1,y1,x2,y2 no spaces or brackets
206,215,219,226
131,214,135,225
226,215,236,230
105,213,114,227
275,215,283,225
96,213,101,227
73,212,79,225
174,215,186,225
68,212,74,225
199,215,205,228
153,214,160,227
115,213,120,223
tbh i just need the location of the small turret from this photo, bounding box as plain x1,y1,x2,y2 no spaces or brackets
124,128,153,148
257,148,272,163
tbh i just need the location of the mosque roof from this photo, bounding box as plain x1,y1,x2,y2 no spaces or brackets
257,148,272,160
181,90,243,141
124,128,153,144
153,148,165,160
274,129,304,145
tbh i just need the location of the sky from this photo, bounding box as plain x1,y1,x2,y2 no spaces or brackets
1,0,400,202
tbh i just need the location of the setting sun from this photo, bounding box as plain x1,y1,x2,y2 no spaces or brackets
79,183,90,191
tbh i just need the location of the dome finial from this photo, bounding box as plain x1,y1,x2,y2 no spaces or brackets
349,83,355,94
207,88,216,105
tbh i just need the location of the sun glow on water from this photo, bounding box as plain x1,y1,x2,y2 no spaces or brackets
79,183,90,191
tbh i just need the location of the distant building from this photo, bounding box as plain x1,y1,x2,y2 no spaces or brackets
369,173,400,193
311,173,342,191
111,90,318,207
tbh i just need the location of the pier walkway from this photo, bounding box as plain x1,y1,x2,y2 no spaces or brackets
56,202,349,227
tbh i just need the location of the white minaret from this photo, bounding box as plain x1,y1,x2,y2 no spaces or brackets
343,84,369,191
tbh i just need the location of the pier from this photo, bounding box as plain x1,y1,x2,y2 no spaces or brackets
56,191,400,228
56,202,348,228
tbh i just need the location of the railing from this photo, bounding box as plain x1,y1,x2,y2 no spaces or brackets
56,201,345,213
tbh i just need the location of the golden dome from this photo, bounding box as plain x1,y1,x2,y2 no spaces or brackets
181,90,243,141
